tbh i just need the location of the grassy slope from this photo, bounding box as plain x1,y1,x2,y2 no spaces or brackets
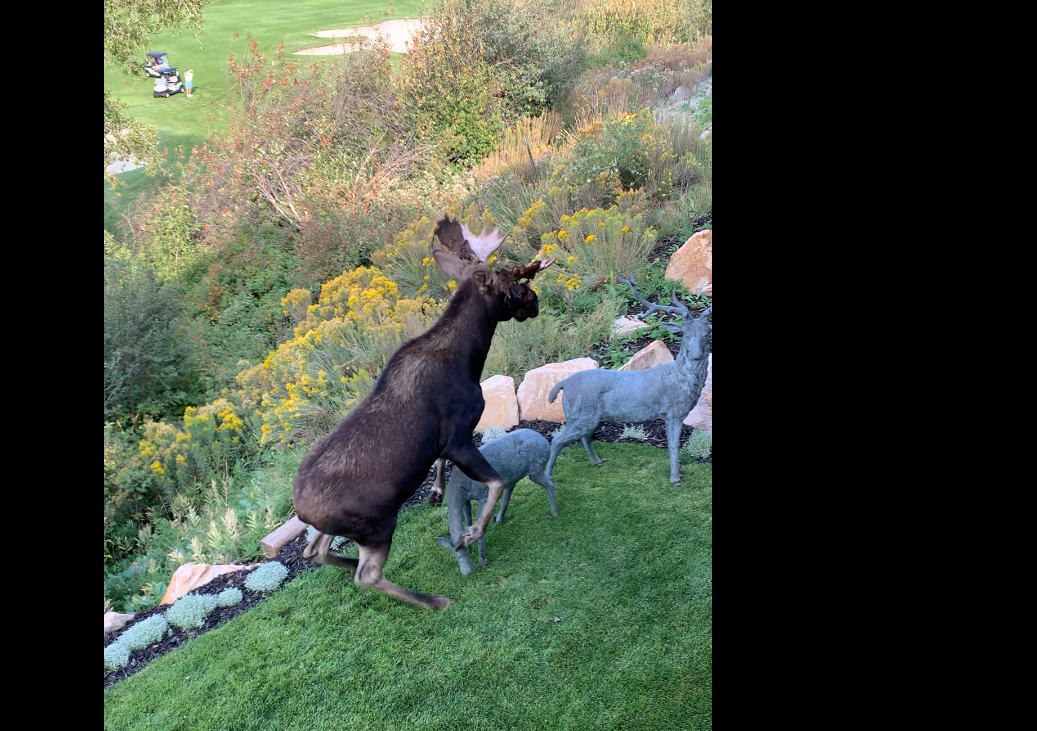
104,443,712,731
104,0,420,224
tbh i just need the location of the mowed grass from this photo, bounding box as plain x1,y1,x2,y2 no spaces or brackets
104,0,419,223
103,443,712,731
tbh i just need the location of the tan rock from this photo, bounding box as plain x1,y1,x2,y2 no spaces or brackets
612,315,649,337
683,354,712,430
104,611,135,636
475,375,519,431
159,563,249,605
517,357,599,421
619,340,674,371
664,229,712,296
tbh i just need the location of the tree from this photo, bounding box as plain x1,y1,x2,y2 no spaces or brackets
103,0,211,181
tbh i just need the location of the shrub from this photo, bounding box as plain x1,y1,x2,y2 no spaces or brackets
619,424,648,441
216,588,243,608
400,8,504,166
104,256,189,422
535,206,658,290
245,562,289,592
682,430,712,460
560,109,675,205
104,642,131,672
118,615,169,650
236,265,440,448
479,425,508,442
166,593,219,630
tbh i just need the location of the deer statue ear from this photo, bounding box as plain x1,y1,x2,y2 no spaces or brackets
432,249,468,280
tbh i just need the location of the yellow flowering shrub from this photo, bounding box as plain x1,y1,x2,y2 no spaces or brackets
237,264,442,447
535,206,657,290
134,399,250,492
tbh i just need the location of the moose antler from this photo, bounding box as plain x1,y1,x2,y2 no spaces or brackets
615,270,690,319
512,257,556,281
431,217,504,264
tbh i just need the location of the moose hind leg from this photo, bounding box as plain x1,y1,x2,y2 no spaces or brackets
304,531,359,573
355,542,451,610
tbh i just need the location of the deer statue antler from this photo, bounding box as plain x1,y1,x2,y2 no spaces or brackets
614,270,690,318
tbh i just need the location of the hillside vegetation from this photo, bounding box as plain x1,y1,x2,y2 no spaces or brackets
104,0,712,615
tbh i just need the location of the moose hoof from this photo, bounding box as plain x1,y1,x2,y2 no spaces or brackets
427,595,452,610
428,489,443,507
455,528,483,549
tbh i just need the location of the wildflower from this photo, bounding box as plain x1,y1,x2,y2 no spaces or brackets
585,234,597,245
621,226,630,233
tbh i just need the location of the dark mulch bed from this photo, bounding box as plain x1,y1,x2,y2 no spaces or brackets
104,418,710,689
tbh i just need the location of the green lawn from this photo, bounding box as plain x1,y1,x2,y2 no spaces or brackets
104,443,713,731
104,0,420,224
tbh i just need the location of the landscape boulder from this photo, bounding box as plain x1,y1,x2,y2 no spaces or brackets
104,611,135,637
159,563,249,605
475,375,520,431
619,340,674,371
517,357,599,421
665,229,712,296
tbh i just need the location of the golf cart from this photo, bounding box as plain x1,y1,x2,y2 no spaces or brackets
153,67,184,98
144,51,170,78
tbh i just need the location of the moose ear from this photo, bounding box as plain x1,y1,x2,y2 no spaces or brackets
432,249,468,280
471,266,496,294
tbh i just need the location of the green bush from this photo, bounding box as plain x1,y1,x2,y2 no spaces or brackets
244,561,289,592
117,615,169,650
166,593,219,630
104,256,192,422
682,430,712,460
400,8,504,167
216,588,243,607
104,642,131,672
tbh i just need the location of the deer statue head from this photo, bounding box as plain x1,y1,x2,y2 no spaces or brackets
432,217,555,322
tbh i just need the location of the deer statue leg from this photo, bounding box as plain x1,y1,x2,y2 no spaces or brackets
667,418,683,484
545,424,587,480
429,458,447,507
435,480,474,574
303,531,360,573
475,494,488,565
529,469,558,517
581,435,605,466
447,442,506,549
355,541,452,610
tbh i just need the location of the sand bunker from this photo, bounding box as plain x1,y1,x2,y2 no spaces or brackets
295,18,428,55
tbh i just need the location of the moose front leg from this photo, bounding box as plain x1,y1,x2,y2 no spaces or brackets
447,443,506,549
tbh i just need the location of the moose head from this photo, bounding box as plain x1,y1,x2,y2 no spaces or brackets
431,217,555,322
